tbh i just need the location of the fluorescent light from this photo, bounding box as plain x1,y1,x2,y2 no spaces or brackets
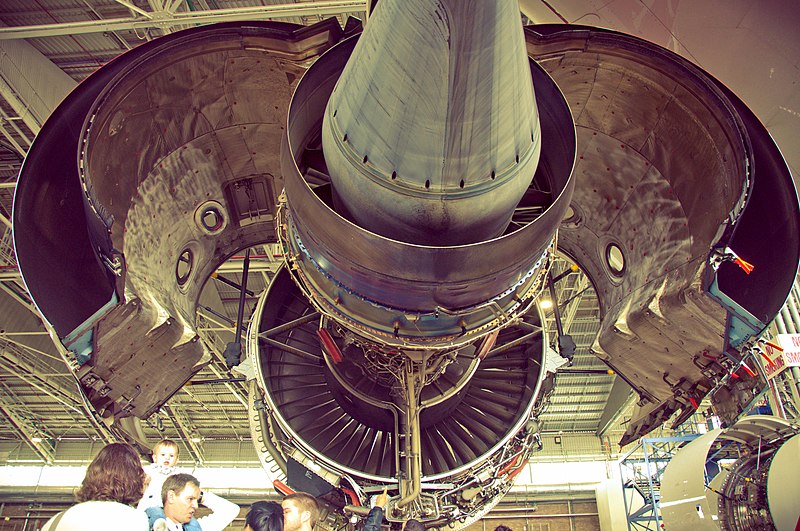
539,299,553,309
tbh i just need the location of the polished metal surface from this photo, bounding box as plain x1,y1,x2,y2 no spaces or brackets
281,29,575,347
767,433,800,531
322,0,540,245
660,430,724,530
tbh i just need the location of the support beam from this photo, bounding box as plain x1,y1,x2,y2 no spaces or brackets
7,324,116,443
0,281,116,444
0,1,367,40
0,120,28,157
196,287,248,407
0,354,83,414
0,388,55,463
168,0,186,14
164,403,205,465
114,0,155,18
147,0,179,35
0,281,36,313
0,106,33,150
561,275,590,333
259,244,277,288
0,332,65,364
216,259,282,274
202,353,248,409
0,40,77,132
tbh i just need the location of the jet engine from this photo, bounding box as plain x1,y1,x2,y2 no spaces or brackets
660,415,800,530
11,0,800,529
249,1,573,523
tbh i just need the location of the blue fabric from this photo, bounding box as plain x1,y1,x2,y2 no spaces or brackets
145,506,202,531
363,506,384,531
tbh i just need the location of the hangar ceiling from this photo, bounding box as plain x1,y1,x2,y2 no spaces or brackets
0,0,797,466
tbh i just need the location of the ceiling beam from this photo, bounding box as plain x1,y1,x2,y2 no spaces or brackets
0,39,77,133
543,405,605,414
5,314,118,444
0,388,55,463
167,0,186,14
0,331,67,364
0,280,36,314
0,1,367,40
0,349,83,414
163,403,205,465
0,260,116,444
114,0,154,19
196,285,249,408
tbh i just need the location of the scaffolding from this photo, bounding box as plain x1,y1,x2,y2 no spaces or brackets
619,434,700,530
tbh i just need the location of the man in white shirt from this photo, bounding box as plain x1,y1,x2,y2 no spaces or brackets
149,473,239,531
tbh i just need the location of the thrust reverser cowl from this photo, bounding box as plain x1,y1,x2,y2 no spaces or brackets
321,0,541,245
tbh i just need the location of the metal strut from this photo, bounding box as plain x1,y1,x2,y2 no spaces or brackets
224,248,252,367
546,270,576,363
396,358,423,511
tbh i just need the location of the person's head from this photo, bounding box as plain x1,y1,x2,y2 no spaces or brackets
403,519,425,531
282,492,319,531
75,442,145,505
493,526,513,531
152,439,179,468
245,500,283,531
162,473,201,524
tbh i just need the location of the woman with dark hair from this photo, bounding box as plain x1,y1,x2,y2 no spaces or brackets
245,500,283,531
42,442,148,530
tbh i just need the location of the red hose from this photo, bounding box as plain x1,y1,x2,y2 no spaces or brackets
273,479,295,496
498,454,520,476
341,487,360,506
317,328,343,364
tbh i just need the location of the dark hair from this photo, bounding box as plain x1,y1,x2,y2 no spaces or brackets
75,443,145,505
494,526,513,531
404,519,425,531
283,492,320,527
246,501,283,531
162,473,200,505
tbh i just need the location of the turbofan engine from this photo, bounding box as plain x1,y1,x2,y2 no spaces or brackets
248,0,574,524
12,0,800,529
